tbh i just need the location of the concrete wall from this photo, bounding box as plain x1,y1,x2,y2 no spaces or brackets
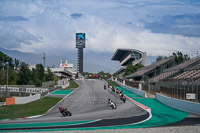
57,79,69,89
156,93,200,115
115,81,146,97
15,94,41,104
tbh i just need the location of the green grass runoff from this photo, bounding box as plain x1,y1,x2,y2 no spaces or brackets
63,80,79,90
106,80,119,87
0,97,62,119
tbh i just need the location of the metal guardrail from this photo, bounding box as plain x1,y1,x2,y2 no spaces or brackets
0,86,61,98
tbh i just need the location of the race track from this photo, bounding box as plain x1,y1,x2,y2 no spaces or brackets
0,79,149,131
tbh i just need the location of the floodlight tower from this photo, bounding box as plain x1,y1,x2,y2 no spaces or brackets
43,53,46,68
76,33,85,74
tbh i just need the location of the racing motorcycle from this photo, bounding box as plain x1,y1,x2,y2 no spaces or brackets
104,85,107,90
108,99,117,109
112,87,115,92
120,94,126,103
58,106,72,117
116,88,119,94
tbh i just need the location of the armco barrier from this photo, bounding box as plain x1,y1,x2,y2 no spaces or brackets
114,81,146,97
15,94,41,104
156,93,200,115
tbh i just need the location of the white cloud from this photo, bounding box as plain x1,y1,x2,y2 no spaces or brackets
0,0,199,57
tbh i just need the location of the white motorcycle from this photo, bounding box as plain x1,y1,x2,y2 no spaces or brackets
108,99,117,109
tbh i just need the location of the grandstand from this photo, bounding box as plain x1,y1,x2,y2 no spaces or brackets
151,56,200,102
151,57,200,82
112,49,146,77
125,57,175,80
172,70,200,80
114,54,200,102
111,46,200,102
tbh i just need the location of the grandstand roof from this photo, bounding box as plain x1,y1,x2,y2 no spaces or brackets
112,49,142,60
111,49,145,66
115,67,126,74
125,57,175,79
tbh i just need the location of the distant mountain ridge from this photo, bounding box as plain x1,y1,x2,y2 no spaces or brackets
0,47,120,73
0,47,157,73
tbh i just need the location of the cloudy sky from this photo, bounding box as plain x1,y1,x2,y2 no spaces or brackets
0,0,200,57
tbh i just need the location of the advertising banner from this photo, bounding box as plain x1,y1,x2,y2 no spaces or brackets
76,33,85,48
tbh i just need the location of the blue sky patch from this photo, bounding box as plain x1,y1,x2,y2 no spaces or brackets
70,13,83,19
0,16,28,22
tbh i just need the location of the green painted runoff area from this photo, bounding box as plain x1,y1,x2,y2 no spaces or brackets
51,90,73,95
0,86,189,132
115,86,142,98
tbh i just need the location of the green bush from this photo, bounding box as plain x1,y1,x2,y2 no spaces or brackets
0,97,6,102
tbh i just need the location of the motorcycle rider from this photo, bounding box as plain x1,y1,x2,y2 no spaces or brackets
58,105,67,113
112,86,115,92
116,88,119,94
58,105,72,116
108,98,117,109
108,98,112,103
104,84,107,90
120,93,126,103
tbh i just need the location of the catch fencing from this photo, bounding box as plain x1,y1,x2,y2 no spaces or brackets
160,80,200,103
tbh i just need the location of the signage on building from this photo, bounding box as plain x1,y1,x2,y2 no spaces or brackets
60,63,73,68
186,93,196,99
76,33,85,48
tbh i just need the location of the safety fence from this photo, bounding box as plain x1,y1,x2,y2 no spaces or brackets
0,86,61,98
117,78,146,91
159,80,200,103
117,78,200,103
124,80,140,89
115,80,146,97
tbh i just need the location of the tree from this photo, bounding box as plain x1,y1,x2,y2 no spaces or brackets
29,68,38,85
17,62,30,85
156,56,163,62
97,71,111,79
124,64,144,76
36,64,45,81
8,70,19,85
45,67,54,81
156,56,167,62
172,51,190,64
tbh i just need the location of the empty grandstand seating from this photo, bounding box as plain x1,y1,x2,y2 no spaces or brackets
172,70,200,80
151,57,200,82
125,57,175,79
151,70,179,82
164,56,200,72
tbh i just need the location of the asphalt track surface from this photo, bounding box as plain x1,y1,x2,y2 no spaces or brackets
0,79,149,131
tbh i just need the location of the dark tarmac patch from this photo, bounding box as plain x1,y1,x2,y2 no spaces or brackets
0,113,149,131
